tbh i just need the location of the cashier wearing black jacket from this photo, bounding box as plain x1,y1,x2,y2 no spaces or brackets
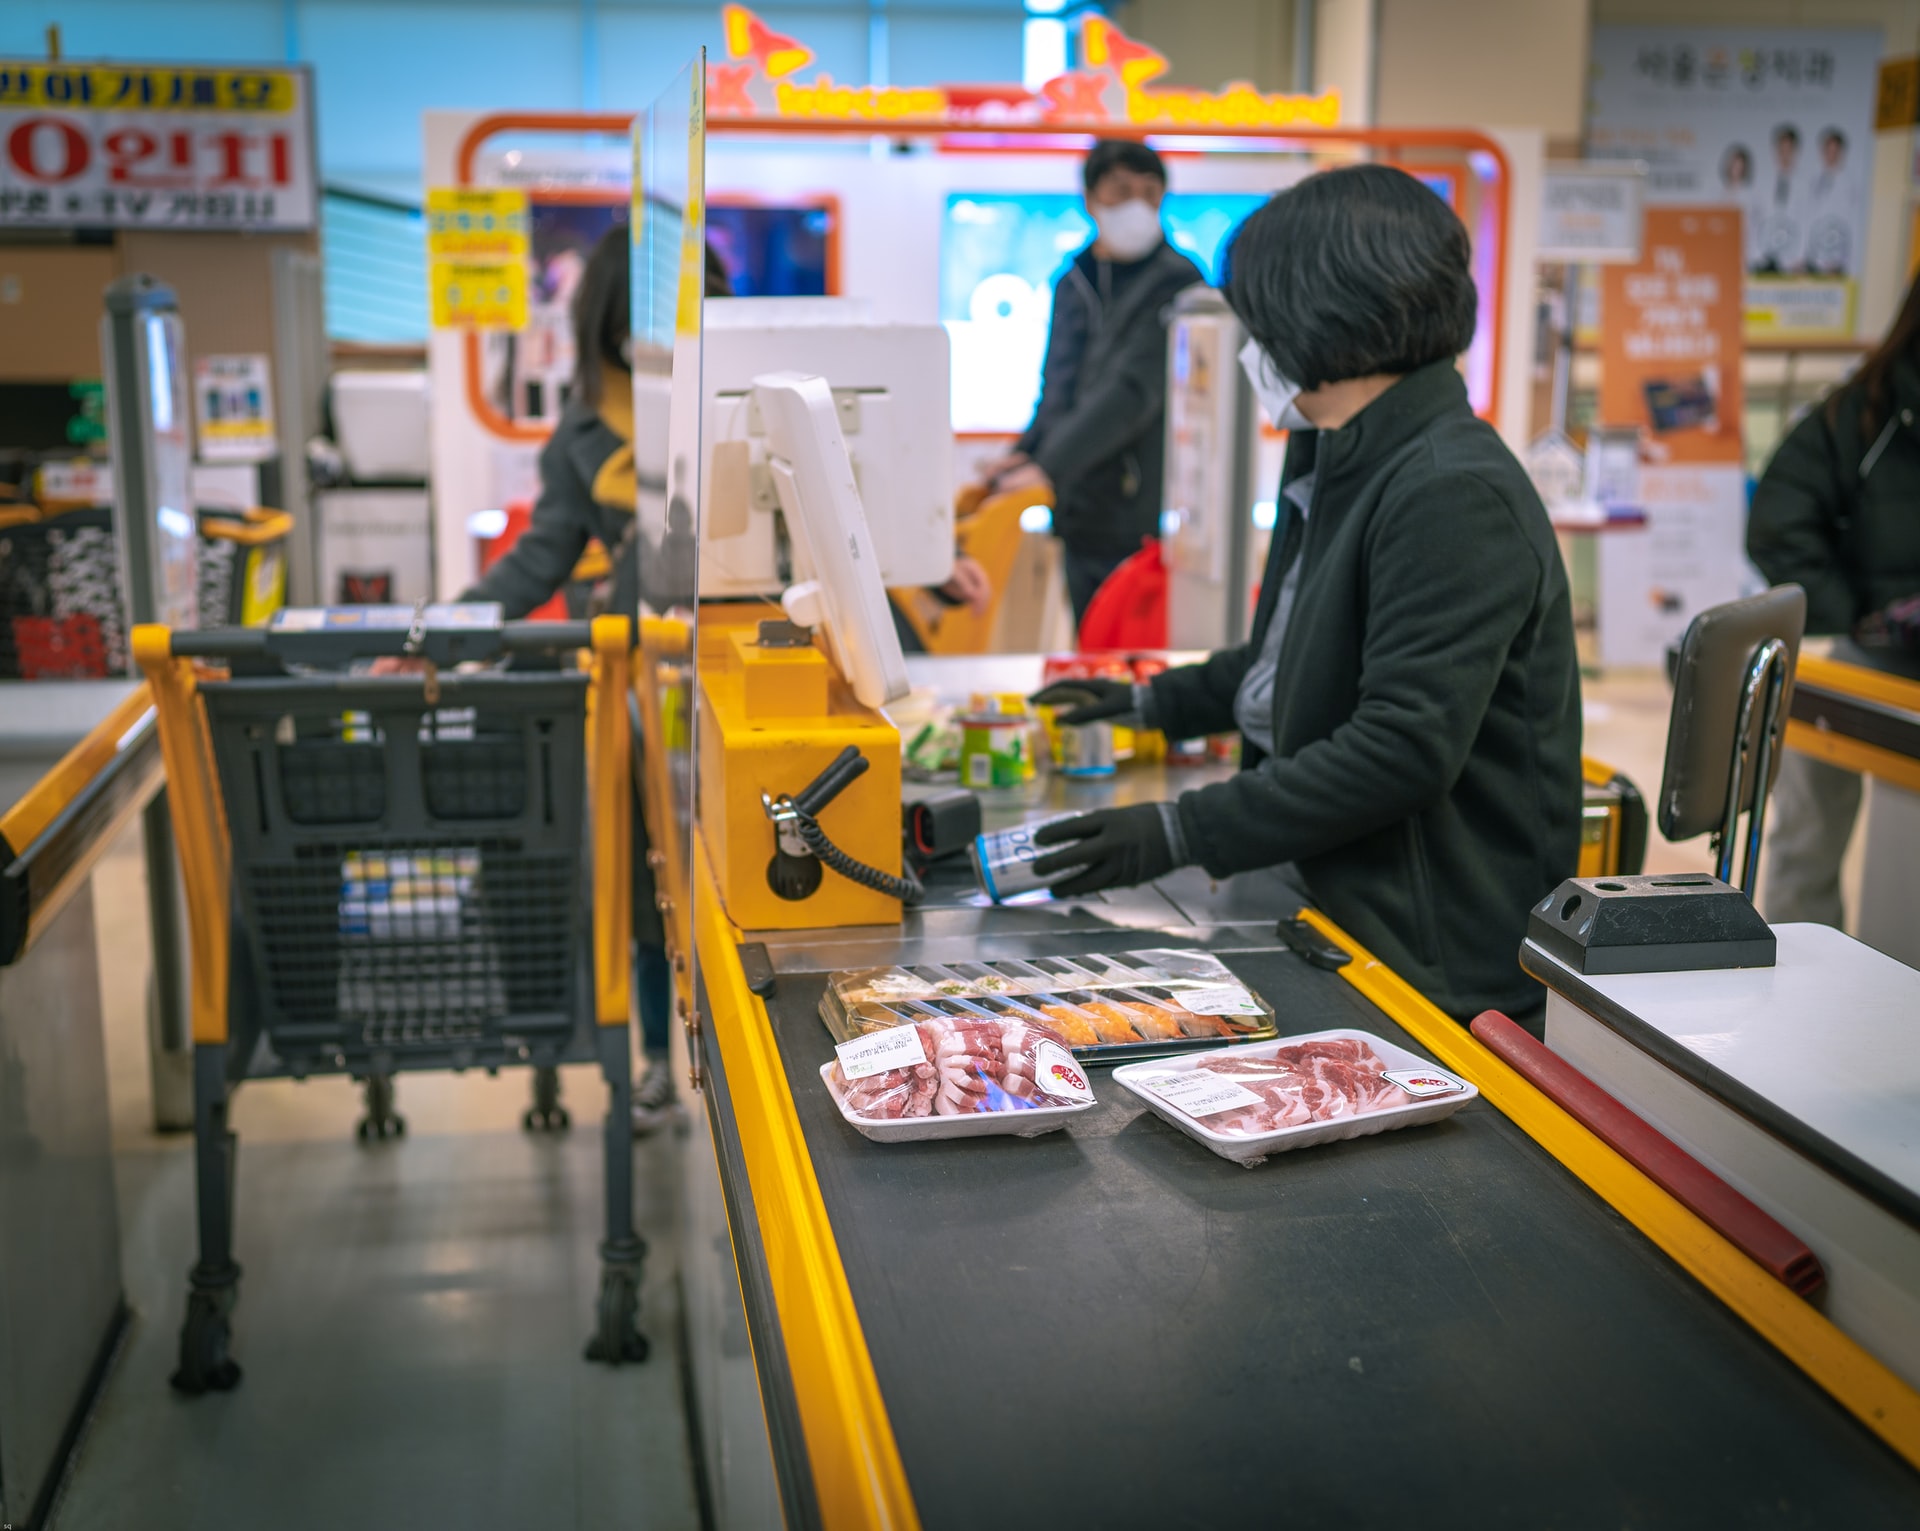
1031,166,1584,1023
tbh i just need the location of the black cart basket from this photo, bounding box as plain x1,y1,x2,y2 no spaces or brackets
134,606,646,1392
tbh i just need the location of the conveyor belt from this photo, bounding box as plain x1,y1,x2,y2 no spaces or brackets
753,945,1920,1529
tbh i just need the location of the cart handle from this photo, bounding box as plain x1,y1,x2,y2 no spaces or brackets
168,617,600,664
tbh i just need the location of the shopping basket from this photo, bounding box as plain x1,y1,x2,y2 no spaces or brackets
133,606,646,1393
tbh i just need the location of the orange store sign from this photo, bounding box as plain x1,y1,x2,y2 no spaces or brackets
708,6,1339,131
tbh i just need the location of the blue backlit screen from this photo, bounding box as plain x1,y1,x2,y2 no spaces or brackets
942,191,1265,433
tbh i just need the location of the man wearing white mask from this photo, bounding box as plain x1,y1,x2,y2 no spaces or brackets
975,139,1203,623
1030,166,1583,1031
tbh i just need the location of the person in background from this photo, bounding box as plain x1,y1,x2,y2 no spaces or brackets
1756,123,1805,274
971,139,1203,626
1747,268,1920,928
1030,166,1583,1029
1720,144,1763,270
462,223,729,1133
1804,127,1855,276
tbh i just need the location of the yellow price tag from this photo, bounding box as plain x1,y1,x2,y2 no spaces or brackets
424,188,531,260
430,259,529,331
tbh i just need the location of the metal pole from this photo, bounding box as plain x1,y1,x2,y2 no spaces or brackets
1739,643,1792,898
102,275,198,1130
1714,637,1789,893
1293,0,1317,94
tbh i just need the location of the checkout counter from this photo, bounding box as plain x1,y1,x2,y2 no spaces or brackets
1781,651,1920,970
662,650,1920,1530
0,685,160,1530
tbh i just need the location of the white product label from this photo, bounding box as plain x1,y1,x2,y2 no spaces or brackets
1140,1069,1263,1119
1382,1068,1465,1099
835,1026,927,1081
1171,984,1265,1017
1033,1040,1095,1104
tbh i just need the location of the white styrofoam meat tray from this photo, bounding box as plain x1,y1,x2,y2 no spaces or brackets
1113,1028,1479,1166
819,1062,1096,1143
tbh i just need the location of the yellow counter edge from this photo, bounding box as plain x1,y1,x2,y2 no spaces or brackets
694,841,922,1531
1301,906,1920,1472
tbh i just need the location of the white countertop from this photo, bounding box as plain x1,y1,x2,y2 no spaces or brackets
1573,923,1920,1201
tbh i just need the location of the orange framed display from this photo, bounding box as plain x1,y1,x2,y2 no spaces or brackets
452,112,1514,447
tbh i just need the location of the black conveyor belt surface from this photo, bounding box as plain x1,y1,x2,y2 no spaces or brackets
763,946,1920,1529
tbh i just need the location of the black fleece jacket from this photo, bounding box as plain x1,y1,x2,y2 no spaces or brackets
1148,361,1583,1020
1017,239,1203,560
1747,356,1920,634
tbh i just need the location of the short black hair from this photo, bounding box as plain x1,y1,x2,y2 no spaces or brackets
1820,126,1846,152
1083,138,1167,195
1222,163,1476,390
1773,123,1800,147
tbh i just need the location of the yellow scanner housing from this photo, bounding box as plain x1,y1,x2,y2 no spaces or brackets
698,626,903,931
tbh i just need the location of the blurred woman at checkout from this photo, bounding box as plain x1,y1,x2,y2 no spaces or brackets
1746,269,1920,927
1031,166,1584,1029
457,223,725,1132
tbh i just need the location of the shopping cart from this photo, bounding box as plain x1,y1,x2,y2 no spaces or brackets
133,606,647,1392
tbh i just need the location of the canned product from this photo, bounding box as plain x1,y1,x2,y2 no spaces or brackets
1058,720,1116,777
959,714,1033,789
970,815,1083,901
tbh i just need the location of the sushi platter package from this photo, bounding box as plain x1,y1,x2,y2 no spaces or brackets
822,1011,1098,1143
1113,1029,1479,1166
819,949,1277,1062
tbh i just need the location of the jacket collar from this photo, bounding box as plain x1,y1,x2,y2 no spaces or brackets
1297,359,1471,488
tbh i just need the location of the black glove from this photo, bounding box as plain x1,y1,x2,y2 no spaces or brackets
1029,676,1138,726
1031,804,1178,897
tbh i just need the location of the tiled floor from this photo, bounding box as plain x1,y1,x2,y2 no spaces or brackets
49,834,702,1531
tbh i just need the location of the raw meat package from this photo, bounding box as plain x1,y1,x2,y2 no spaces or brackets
1113,1029,1479,1166
822,1012,1098,1143
818,948,1278,1058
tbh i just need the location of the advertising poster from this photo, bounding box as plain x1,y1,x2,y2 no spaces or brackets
1598,207,1750,666
1587,26,1881,339
0,61,315,230
425,186,530,331
193,353,276,462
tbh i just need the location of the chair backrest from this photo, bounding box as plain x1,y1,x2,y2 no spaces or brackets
1657,586,1806,884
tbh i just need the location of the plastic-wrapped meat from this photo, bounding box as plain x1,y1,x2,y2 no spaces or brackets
1202,1039,1409,1136
830,1016,1078,1121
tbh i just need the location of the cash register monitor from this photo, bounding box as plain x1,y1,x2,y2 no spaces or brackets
750,371,910,711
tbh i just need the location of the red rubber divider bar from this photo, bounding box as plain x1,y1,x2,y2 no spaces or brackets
1469,1010,1826,1296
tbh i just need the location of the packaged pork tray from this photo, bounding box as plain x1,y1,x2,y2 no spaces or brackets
822,1011,1099,1143
818,949,1278,1063
1113,1029,1479,1166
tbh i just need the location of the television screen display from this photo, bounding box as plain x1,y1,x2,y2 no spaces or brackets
941,191,1265,434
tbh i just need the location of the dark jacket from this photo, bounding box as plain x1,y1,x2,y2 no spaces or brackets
1747,356,1920,634
1017,240,1203,560
465,401,632,617
1148,361,1584,1019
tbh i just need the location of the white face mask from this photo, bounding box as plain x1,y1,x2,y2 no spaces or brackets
1091,198,1164,262
1238,337,1314,430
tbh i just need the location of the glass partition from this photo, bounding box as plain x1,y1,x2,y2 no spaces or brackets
629,56,705,1051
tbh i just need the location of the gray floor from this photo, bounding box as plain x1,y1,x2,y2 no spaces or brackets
48,833,702,1531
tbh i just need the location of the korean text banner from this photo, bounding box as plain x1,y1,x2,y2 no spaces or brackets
1600,207,1745,466
0,61,316,231
1586,27,1879,339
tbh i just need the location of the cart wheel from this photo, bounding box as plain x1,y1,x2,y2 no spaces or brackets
356,1074,405,1141
583,1266,650,1365
523,1066,570,1133
171,1287,242,1395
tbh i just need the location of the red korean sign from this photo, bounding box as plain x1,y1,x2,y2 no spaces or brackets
0,61,317,231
